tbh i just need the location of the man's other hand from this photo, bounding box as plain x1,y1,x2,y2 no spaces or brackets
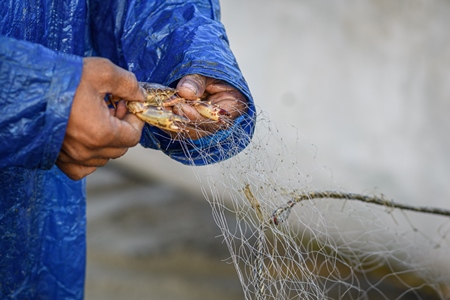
56,57,145,180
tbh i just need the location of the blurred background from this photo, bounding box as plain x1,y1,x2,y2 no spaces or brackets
85,0,450,299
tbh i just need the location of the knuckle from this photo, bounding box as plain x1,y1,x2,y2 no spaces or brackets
75,150,93,162
130,137,140,147
85,56,111,71
64,145,88,162
129,129,142,147
127,70,138,83
96,159,109,167
95,57,113,69
70,167,96,181
92,57,115,83
122,72,140,94
69,173,84,181
65,143,95,162
58,163,96,181
111,148,128,159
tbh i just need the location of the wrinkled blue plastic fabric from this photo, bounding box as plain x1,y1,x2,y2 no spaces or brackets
0,1,255,299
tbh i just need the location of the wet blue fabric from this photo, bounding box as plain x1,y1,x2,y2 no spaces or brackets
0,1,255,299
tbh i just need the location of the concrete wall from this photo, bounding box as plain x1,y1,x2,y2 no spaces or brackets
118,0,450,211
221,0,450,207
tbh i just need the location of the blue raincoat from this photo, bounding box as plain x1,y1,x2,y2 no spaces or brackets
0,1,255,298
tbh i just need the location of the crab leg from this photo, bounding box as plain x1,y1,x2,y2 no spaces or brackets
116,82,233,133
127,101,190,132
191,100,230,122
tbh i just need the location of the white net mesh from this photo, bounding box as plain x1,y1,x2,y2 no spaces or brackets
174,107,450,300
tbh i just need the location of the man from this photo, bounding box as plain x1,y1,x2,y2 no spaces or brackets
0,0,255,298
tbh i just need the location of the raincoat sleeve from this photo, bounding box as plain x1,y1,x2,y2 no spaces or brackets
88,0,256,166
0,35,82,169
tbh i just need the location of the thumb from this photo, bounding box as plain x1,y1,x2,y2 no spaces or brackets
176,74,207,100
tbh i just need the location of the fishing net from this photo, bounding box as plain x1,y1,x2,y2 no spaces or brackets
155,103,450,299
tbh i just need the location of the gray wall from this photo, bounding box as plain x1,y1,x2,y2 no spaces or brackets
221,0,450,207
120,0,450,211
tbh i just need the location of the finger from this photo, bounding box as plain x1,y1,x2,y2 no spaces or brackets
56,161,98,181
109,66,146,101
172,103,227,135
186,119,225,139
177,74,207,100
57,149,111,167
109,107,116,116
114,100,129,119
65,111,143,151
173,103,208,123
108,113,145,148
59,143,129,164
207,91,248,118
204,79,236,94
83,57,146,102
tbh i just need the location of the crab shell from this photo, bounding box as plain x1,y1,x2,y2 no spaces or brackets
126,82,231,132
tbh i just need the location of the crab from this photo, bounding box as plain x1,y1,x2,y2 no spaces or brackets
117,82,230,133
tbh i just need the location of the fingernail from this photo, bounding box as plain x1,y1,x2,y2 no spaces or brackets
182,80,198,95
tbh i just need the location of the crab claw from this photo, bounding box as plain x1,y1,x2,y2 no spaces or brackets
124,82,232,134
127,102,190,132
191,101,230,123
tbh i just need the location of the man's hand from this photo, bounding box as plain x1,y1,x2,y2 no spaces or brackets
56,57,145,180
174,74,248,139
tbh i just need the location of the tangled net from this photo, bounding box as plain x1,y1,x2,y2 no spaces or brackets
158,106,450,300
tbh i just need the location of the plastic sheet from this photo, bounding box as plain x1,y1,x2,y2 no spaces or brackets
0,0,255,298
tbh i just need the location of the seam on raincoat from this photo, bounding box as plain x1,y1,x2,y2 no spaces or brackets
41,52,83,169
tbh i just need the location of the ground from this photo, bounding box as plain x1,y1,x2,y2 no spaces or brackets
84,162,243,300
